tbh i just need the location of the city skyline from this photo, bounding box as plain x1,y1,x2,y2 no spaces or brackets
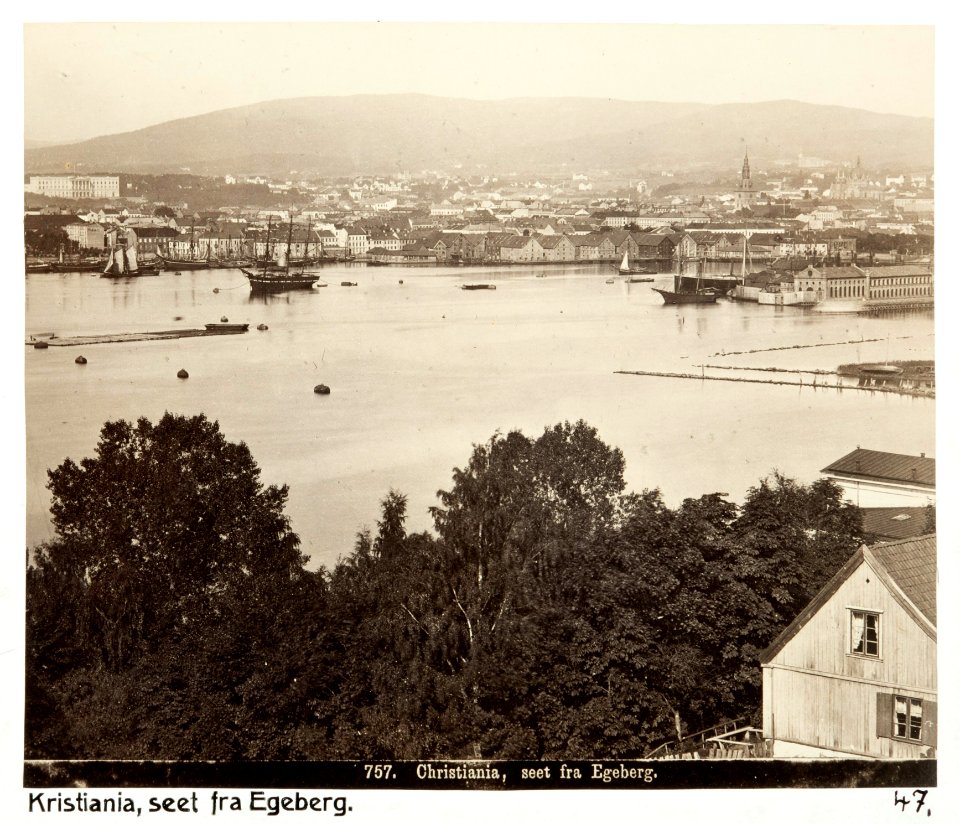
24,23,934,145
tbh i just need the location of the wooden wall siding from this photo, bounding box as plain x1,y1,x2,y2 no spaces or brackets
764,667,932,758
767,558,936,691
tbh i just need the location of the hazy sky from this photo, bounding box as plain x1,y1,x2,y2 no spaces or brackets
24,23,934,144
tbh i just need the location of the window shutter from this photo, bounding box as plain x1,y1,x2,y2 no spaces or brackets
921,700,937,748
876,692,894,739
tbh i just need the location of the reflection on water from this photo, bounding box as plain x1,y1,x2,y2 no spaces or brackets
25,265,935,570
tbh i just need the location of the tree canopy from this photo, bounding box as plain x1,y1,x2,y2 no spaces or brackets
26,416,864,761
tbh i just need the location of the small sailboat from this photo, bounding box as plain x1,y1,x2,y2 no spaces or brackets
616,251,656,279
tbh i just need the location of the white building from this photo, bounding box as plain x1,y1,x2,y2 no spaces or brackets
821,448,935,508
28,175,120,200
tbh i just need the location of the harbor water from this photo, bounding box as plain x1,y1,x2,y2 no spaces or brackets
25,264,935,571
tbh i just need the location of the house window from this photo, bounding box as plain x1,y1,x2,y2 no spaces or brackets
877,693,936,747
850,610,880,657
894,695,923,741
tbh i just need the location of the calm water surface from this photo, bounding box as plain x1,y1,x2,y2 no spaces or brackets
25,264,935,570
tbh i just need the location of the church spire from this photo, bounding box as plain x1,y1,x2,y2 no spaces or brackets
741,146,751,182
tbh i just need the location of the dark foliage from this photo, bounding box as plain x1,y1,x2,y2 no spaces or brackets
26,417,864,760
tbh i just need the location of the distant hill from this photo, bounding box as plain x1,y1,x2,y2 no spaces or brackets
23,95,933,176
25,137,78,151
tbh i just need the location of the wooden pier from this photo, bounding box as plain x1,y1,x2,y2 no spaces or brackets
859,301,935,317
615,369,934,398
27,327,248,347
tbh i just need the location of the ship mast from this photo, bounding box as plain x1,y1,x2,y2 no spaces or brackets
302,217,312,273
740,231,753,285
285,217,294,273
262,217,272,273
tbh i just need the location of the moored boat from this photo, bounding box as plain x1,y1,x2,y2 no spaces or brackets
653,254,718,303
155,254,214,270
616,251,657,276
243,269,321,291
674,273,738,293
204,322,250,333
651,287,719,305
461,283,497,290
242,217,320,292
50,258,108,272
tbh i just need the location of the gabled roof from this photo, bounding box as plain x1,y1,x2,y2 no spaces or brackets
822,448,935,488
568,234,601,247
499,235,536,248
634,233,673,247
759,534,936,665
868,535,936,626
537,234,572,249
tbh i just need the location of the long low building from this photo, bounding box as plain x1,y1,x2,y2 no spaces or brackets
28,175,120,199
791,264,933,312
859,265,934,303
821,447,935,508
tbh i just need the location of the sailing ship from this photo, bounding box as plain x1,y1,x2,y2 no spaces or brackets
651,285,719,304
242,217,321,292
48,246,108,272
675,233,749,294
651,253,717,304
155,220,216,269
102,236,158,278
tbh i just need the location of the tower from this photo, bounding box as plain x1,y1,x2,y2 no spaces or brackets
734,148,756,211
833,165,848,200
849,155,865,199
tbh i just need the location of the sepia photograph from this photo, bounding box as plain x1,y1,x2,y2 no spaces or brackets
8,9,950,821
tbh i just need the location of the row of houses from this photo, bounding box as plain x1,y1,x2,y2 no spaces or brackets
370,229,680,265
34,205,872,269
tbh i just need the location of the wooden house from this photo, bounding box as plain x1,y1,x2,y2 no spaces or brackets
570,234,602,261
537,234,576,262
497,234,544,263
633,232,675,262
760,534,936,759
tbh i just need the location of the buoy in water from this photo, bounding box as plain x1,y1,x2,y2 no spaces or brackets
213,288,220,293
257,323,268,331
177,369,189,379
399,279,404,284
314,384,331,395
75,355,87,364
33,341,49,349
220,315,229,322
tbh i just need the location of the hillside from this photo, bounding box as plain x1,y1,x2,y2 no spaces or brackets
24,95,933,176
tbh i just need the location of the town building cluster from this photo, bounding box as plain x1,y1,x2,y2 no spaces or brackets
25,151,933,313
